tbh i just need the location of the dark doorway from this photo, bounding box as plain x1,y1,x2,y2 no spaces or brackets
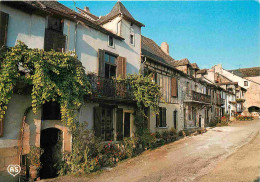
40,128,62,179
173,111,177,129
124,113,131,137
199,115,202,127
192,107,197,126
184,109,186,128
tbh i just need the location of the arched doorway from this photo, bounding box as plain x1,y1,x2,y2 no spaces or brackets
248,106,260,113
40,128,62,179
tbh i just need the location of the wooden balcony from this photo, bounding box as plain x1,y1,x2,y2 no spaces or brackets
184,91,211,104
216,98,225,106
86,76,134,102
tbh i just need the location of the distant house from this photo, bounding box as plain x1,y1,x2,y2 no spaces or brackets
199,64,260,117
228,67,260,117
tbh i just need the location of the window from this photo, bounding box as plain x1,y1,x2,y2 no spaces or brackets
42,102,61,120
94,107,113,141
144,69,157,83
108,35,114,47
47,16,63,32
186,82,191,95
130,34,134,45
105,53,117,78
173,111,177,129
156,107,167,127
171,77,178,97
0,11,9,47
244,81,248,86
45,16,66,52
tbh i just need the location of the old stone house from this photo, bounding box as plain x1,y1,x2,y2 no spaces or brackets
201,64,256,116
0,1,144,180
141,36,223,132
227,67,260,117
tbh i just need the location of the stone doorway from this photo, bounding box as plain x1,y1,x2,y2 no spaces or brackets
40,128,62,179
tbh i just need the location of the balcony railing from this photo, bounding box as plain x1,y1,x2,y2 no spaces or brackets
216,98,225,106
185,91,211,104
87,76,134,101
221,98,225,105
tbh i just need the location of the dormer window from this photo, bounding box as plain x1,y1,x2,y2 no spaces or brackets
108,35,114,48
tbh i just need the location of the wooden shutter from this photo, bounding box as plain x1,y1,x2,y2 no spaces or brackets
0,11,9,47
156,114,159,127
163,108,167,127
0,118,4,137
98,49,105,77
156,107,162,127
171,77,178,97
94,107,102,137
116,108,123,141
116,56,126,78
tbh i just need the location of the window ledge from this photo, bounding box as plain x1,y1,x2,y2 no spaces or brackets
157,126,169,129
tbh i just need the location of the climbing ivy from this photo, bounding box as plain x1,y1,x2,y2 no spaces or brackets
118,73,162,116
0,41,91,126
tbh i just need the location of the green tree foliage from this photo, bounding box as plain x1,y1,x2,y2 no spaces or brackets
118,73,162,116
0,41,91,126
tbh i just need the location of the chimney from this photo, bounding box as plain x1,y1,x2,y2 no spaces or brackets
161,42,169,55
84,6,90,13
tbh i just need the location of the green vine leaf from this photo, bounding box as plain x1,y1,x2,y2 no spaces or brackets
0,41,91,126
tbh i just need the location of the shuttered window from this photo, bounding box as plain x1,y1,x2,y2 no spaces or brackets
44,17,65,52
98,50,126,79
44,29,66,52
116,108,123,141
98,49,105,77
156,107,167,127
94,107,102,137
0,11,9,47
171,77,178,97
116,56,126,79
104,53,117,79
94,107,114,141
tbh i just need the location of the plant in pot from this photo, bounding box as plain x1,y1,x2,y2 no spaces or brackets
28,146,44,180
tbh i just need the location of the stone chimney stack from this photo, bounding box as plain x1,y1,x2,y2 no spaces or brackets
161,42,169,55
84,6,90,13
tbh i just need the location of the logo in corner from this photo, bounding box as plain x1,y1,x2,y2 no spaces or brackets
7,164,21,177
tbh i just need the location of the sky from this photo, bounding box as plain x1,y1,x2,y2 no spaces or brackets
60,1,260,70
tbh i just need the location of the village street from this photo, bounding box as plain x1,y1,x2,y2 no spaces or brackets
43,119,260,182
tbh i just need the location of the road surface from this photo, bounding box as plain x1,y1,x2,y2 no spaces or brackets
42,119,260,182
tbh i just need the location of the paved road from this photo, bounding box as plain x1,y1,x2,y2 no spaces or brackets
44,120,260,182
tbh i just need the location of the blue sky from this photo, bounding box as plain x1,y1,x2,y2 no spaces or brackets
60,1,259,70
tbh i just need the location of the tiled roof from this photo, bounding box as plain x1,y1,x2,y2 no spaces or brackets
228,67,260,78
191,63,199,70
97,2,144,27
197,69,207,74
141,35,175,65
171,58,191,67
3,1,124,40
76,7,99,21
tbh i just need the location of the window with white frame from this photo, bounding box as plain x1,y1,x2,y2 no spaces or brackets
108,35,114,48
244,81,248,86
